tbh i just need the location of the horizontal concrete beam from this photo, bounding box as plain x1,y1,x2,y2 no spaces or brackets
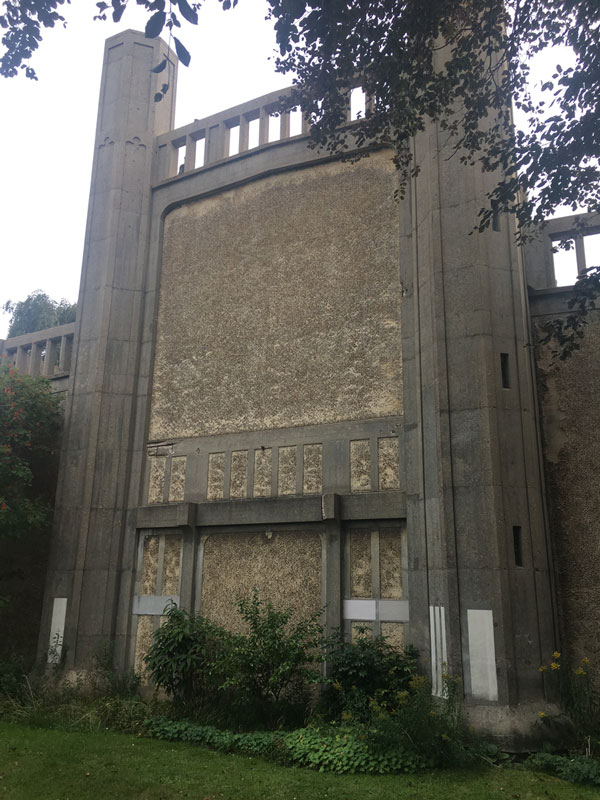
135,491,406,530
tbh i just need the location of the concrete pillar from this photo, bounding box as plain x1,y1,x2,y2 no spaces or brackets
401,110,556,716
58,334,73,373
30,342,43,376
15,345,28,373
39,30,177,669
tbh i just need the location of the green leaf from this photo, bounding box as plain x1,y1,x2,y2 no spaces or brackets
145,10,166,39
151,58,168,74
177,0,198,26
174,37,191,67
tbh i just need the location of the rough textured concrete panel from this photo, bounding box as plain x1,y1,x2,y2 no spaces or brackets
277,446,296,495
253,448,272,498
141,535,159,594
207,452,226,501
161,535,182,595
350,530,372,597
535,312,600,679
230,450,248,499
303,444,323,495
148,457,166,504
134,615,153,676
350,440,371,492
200,530,322,633
381,622,404,650
168,456,186,502
378,437,400,490
150,153,402,440
380,528,403,599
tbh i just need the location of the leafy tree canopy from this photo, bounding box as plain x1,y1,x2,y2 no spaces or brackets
0,359,62,541
1,0,598,353
1,0,598,231
3,291,76,338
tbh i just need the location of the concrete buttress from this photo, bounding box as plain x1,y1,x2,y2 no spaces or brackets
38,30,177,668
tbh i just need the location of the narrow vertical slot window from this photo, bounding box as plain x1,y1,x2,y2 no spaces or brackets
289,108,303,136
500,353,510,389
195,137,205,169
552,239,578,286
583,233,600,270
350,87,366,120
228,125,240,157
268,114,281,142
248,117,260,149
513,526,523,567
176,144,186,175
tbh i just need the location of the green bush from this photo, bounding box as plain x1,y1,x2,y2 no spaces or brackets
221,591,323,728
527,752,600,786
144,717,288,762
285,725,425,774
144,603,230,714
322,628,418,722
144,594,323,728
0,657,26,699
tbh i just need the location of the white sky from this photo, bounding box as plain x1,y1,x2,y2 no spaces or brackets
0,10,596,337
0,0,288,337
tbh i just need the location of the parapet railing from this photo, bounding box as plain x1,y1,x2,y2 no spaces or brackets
0,322,75,381
154,85,369,183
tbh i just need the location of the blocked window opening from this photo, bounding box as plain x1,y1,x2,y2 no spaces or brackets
248,117,260,149
194,137,205,168
350,87,366,120
513,526,523,567
289,108,303,137
342,524,407,647
176,144,186,175
500,353,510,389
552,239,578,286
268,114,281,143
228,125,240,157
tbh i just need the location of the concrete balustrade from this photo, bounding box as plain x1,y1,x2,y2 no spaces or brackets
155,84,370,182
0,322,75,390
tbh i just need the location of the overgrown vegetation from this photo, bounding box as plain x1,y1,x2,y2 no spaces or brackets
0,361,63,667
2,595,600,786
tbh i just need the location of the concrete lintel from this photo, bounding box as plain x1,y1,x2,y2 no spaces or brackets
135,491,406,532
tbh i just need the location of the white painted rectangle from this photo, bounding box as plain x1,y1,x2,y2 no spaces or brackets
48,597,67,664
378,599,410,622
133,595,180,615
467,609,498,701
343,599,377,621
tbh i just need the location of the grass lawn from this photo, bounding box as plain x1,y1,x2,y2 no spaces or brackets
0,721,598,800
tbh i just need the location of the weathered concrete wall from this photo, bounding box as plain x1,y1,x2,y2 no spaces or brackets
149,151,402,441
532,293,600,676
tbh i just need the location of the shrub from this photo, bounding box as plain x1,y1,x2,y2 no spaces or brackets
144,603,230,714
322,627,418,722
527,752,600,786
222,591,324,728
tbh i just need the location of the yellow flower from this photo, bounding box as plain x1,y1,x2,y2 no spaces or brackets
575,667,586,676
429,711,437,717
538,711,546,718
538,665,547,672
551,662,560,670
582,657,590,665
553,651,561,660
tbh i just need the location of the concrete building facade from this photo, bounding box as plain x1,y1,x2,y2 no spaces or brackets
15,30,598,740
